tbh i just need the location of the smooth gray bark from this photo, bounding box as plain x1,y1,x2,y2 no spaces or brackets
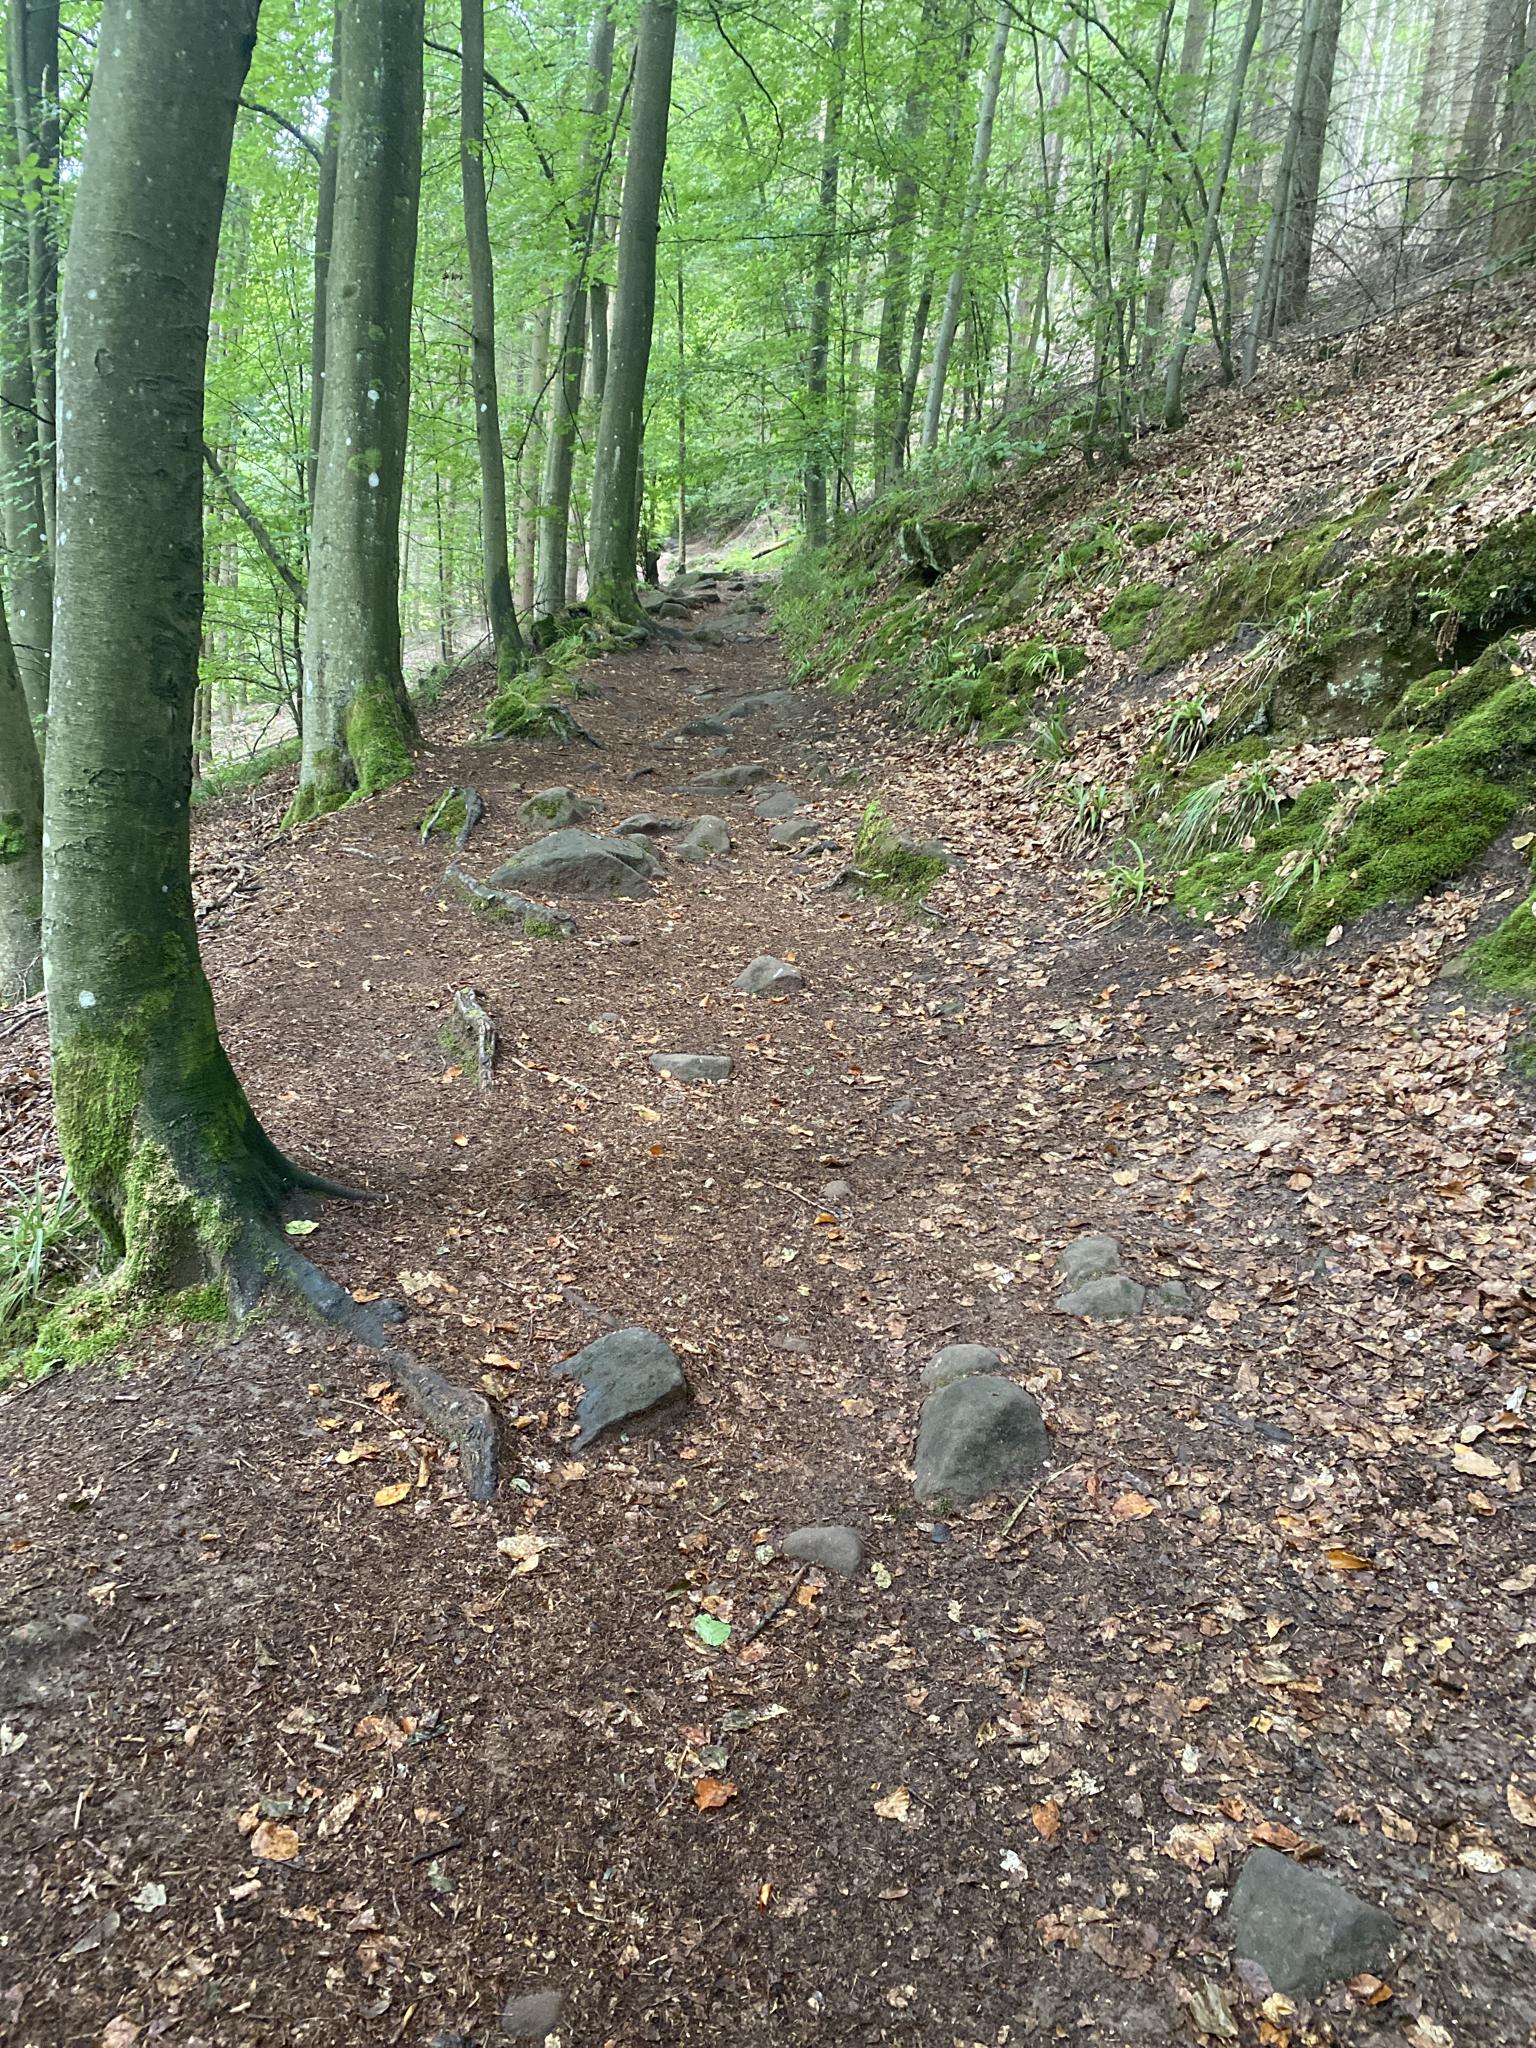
307,7,342,522
461,0,524,678
588,1,677,619
292,0,424,822
804,0,851,550
1274,0,1342,324
0,158,50,726
8,0,57,555
0,578,41,997
515,300,551,618
872,1,939,477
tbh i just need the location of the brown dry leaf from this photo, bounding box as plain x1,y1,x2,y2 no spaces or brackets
496,1530,547,1574
1251,1819,1306,1854
1452,1443,1502,1480
873,1785,914,1823
318,1791,360,1839
693,1777,737,1812
1508,1777,1536,1828
250,1820,301,1864
1322,1546,1375,1571
335,1442,381,1467
1163,1822,1220,1869
373,1483,412,1509
1346,1975,1394,2007
1458,1841,1508,1875
99,2021,140,2048
1111,1490,1155,1521
352,1714,408,1753
1031,1799,1062,1841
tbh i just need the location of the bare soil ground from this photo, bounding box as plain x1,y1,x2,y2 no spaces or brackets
3,462,1536,2044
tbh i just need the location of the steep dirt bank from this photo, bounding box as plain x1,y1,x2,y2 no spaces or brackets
1,567,1533,2046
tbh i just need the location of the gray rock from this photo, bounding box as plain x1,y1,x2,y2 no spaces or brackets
614,813,682,838
656,600,693,621
686,761,769,796
674,815,733,864
518,786,597,830
429,2035,478,2048
0,1611,94,1709
500,1988,563,2041
491,829,658,900
752,789,802,819
1056,1233,1123,1286
779,1525,864,1576
1056,1273,1146,1320
921,1343,1003,1391
555,1327,689,1450
734,954,803,997
768,818,822,847
1148,1279,1194,1315
1229,1847,1396,1998
674,715,730,739
724,691,794,719
914,1376,1049,1502
650,1052,733,1084
820,1178,853,1206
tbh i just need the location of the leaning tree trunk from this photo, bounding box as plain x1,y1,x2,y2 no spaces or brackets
44,0,356,1338
8,0,58,556
803,0,851,551
460,0,524,679
0,581,41,998
920,0,1011,454
1273,0,1342,325
0,151,51,727
1163,0,1266,428
289,0,424,826
588,0,678,621
536,3,616,621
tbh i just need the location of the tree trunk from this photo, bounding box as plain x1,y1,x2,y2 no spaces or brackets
804,0,852,551
1451,0,1519,235
1492,0,1536,255
588,0,678,619
1141,0,1210,370
515,301,551,618
920,0,1012,454
44,0,345,1332
536,5,616,621
1163,0,1266,427
0,579,41,997
1274,0,1342,324
307,6,342,524
872,0,940,479
8,0,58,556
460,0,524,679
290,0,424,825
0,153,51,727
1402,0,1452,231
1243,0,1322,378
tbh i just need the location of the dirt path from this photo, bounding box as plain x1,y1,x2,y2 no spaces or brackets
2,588,1533,2048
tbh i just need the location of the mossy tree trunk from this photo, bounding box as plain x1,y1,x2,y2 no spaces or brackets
587,0,677,621
0,580,41,998
44,0,346,1347
290,0,424,826
460,0,524,682
535,3,616,622
0,152,51,728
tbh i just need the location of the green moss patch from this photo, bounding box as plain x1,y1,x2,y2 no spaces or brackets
851,802,950,904
1101,581,1167,651
1460,887,1536,993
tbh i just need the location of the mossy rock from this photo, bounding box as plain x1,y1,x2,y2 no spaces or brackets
899,517,986,583
1455,886,1536,993
1289,777,1524,941
1101,581,1167,651
1129,518,1175,547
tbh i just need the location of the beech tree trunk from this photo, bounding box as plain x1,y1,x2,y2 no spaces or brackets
8,0,58,555
290,0,424,824
588,0,678,620
307,7,342,524
0,579,41,997
44,0,340,1327
460,0,524,678
872,0,940,478
0,150,51,725
536,4,616,620
804,0,851,550
1274,0,1342,324
920,0,1011,454
515,301,551,619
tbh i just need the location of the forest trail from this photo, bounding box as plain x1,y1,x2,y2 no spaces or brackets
2,584,1534,2048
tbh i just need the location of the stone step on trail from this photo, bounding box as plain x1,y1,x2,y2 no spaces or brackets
651,1052,732,1084
778,1525,864,1575
685,761,770,796
752,789,803,819
914,1375,1050,1502
674,816,733,863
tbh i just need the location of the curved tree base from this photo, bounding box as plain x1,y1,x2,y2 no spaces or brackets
283,677,418,830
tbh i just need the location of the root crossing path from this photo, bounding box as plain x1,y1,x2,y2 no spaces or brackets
3,580,1533,2047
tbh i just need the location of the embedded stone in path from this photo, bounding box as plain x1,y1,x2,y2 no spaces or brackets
1149,1278,1193,1315
1056,1233,1123,1286
752,789,803,819
914,1376,1049,1502
768,818,822,847
724,690,794,719
519,785,597,830
1057,1272,1146,1320
500,1986,563,2040
651,1052,733,1084
921,1342,1002,1391
555,1328,689,1450
734,955,804,997
491,829,659,900
1228,1847,1396,1998
779,1525,864,1576
673,715,730,739
674,815,733,863
686,760,770,795
614,812,682,837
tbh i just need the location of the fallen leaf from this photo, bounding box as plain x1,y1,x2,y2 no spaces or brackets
1323,1547,1375,1571
1346,1974,1393,2006
99,2021,140,2048
284,1219,318,1237
873,1785,914,1822
1458,1842,1508,1875
692,1613,731,1648
693,1777,737,1811
319,1791,360,1839
335,1442,381,1467
1032,1799,1062,1841
1251,1820,1306,1854
1508,1777,1536,1828
250,1820,301,1864
1111,1490,1155,1520
496,1531,547,1574
372,1483,412,1509
1452,1443,1502,1480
